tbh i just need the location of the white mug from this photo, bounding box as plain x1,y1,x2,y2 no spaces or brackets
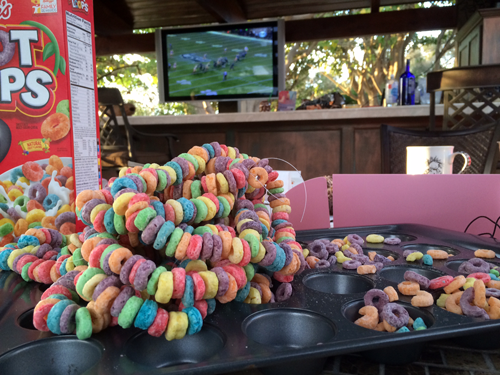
406,146,471,174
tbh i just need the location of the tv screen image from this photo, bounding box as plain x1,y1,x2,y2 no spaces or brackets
156,21,284,102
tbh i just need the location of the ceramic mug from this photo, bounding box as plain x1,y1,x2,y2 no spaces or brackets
406,146,471,174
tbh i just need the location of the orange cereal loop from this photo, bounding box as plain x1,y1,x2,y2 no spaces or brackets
69,191,75,205
259,283,273,304
357,265,376,275
188,146,209,162
66,177,74,190
186,162,196,180
129,232,139,247
256,211,270,223
445,291,463,315
443,275,466,294
383,286,399,302
45,165,56,175
14,219,28,237
140,171,156,195
250,157,260,163
219,231,232,259
387,256,395,261
475,249,496,259
125,202,149,220
41,216,57,230
489,296,500,308
374,322,386,332
42,177,61,191
0,233,13,247
382,320,397,333
306,256,320,269
251,273,270,287
354,305,378,330
109,247,133,274
206,159,216,175
487,280,500,289
489,304,500,320
27,199,44,212
49,155,64,172
81,237,103,261
270,198,290,209
205,174,218,195
150,196,160,202
26,228,46,244
248,167,268,188
94,286,121,315
93,190,106,202
182,180,193,199
76,190,95,210
427,250,449,260
277,253,300,276
175,232,192,260
368,252,376,261
74,265,88,272
266,180,284,190
60,222,76,235
473,279,487,308
131,166,143,174
398,281,420,296
332,239,344,247
217,273,238,304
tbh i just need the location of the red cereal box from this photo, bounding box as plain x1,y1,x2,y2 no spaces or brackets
0,0,100,236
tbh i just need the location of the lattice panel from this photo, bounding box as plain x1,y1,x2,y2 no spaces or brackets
99,105,126,148
443,87,500,130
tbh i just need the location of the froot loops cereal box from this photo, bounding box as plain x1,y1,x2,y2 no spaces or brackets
0,0,100,234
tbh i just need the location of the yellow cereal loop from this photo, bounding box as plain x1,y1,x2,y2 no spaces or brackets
82,274,107,301
57,204,72,216
165,311,188,341
17,177,30,186
185,260,208,273
70,233,83,248
205,224,218,235
0,218,15,228
198,271,219,299
192,155,206,174
2,180,12,188
244,287,262,304
216,173,229,194
236,219,253,233
158,166,177,185
259,218,270,231
229,237,244,264
118,168,127,177
112,193,135,216
167,199,184,226
156,271,174,303
8,189,23,201
90,204,112,223
239,229,260,241
197,197,216,221
272,205,291,214
366,234,384,243
246,185,256,194
341,244,350,252
464,277,476,290
26,209,45,224
406,252,424,262
65,256,75,272
30,245,40,255
149,163,161,169
302,248,310,258
227,147,236,159
7,249,29,270
250,243,266,263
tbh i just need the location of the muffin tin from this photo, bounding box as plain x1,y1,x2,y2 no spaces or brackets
2,223,500,375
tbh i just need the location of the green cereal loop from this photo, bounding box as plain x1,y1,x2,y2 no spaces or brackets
61,235,67,247
135,207,156,231
229,159,240,169
21,262,33,282
276,236,294,244
143,163,151,168
28,222,42,229
0,223,13,237
100,244,123,269
244,234,259,258
76,268,105,297
492,269,500,277
190,198,207,224
97,232,115,239
60,246,70,255
217,196,230,218
75,307,92,340
244,264,255,283
165,228,184,257
254,203,268,213
242,153,249,159
147,266,167,295
128,173,147,192
72,248,87,267
14,196,29,211
118,296,143,329
114,214,126,235
193,226,212,236
0,195,6,204
269,187,284,195
179,153,199,172
190,180,202,199
69,289,80,303
156,169,167,191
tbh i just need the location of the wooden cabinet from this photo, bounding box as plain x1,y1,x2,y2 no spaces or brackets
457,8,500,66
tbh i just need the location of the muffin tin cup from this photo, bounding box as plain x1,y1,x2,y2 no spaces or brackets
2,224,500,375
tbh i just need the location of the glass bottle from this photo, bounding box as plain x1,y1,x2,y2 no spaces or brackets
399,59,415,105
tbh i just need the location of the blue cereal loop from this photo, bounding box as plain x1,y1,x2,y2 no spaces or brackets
261,223,269,239
235,282,251,302
214,200,225,218
60,258,68,276
138,232,147,246
179,259,191,269
202,144,215,159
423,254,433,266
266,242,286,272
271,219,287,227
18,235,40,248
177,198,194,223
134,299,158,330
413,317,427,331
182,275,194,308
207,298,216,314
10,167,24,184
47,299,75,335
104,208,117,235
237,185,247,199
153,221,175,250
490,273,500,281
0,250,13,270
184,225,194,234
151,200,165,219
165,162,183,186
110,177,137,197
43,194,60,211
183,306,203,335
397,326,410,333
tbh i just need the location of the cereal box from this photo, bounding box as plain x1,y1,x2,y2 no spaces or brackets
0,0,100,239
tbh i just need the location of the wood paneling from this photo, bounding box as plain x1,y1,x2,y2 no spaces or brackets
354,128,381,173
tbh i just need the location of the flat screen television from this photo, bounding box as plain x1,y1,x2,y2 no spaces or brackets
156,20,285,102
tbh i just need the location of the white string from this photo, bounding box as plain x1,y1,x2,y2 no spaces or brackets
249,157,307,223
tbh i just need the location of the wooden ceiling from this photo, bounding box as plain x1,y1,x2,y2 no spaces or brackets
94,0,449,36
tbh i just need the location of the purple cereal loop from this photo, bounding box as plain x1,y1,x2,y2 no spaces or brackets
347,234,364,246
245,187,263,200
268,193,286,202
123,175,144,193
186,204,198,226
380,303,410,328
115,188,139,199
213,217,225,225
264,165,273,174
223,170,237,196
326,242,339,254
270,292,276,303
251,282,263,298
237,210,259,223
463,258,490,274
350,243,363,255
7,208,21,222
309,240,328,260
39,163,48,170
47,229,62,247
343,260,361,270
343,249,357,258
236,199,254,212
50,254,57,261
240,220,262,234
293,249,307,274
134,260,156,291
110,286,135,317
212,267,229,297
36,243,52,258
403,250,417,257
210,142,222,157
102,251,115,276
241,159,257,170
365,261,384,272
97,238,118,247
327,255,337,265
257,159,269,167
404,270,430,288
274,221,293,231
172,184,183,200
384,237,401,245
81,199,105,224
92,275,122,301
374,254,391,264
56,175,68,187
210,234,223,263
28,183,47,204
460,287,490,320
276,283,292,302
55,212,76,230
315,260,331,269
280,242,293,267
352,254,370,264
83,228,98,241
486,288,500,298
120,255,143,284
231,163,249,180
53,270,80,291
141,216,165,245
172,157,189,178
259,241,277,267
177,223,188,231
233,147,239,156
59,304,80,334
215,157,231,173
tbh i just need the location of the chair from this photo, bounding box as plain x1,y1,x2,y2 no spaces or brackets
381,123,500,174
98,88,178,172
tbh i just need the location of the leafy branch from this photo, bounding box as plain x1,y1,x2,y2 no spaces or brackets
97,64,142,82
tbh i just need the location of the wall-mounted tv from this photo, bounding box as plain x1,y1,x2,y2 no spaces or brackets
156,20,284,102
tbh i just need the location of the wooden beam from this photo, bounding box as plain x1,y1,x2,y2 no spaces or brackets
96,34,155,56
195,0,246,23
94,0,133,36
371,0,380,13
286,6,458,42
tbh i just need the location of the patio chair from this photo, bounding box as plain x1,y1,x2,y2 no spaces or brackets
98,88,178,173
380,123,500,174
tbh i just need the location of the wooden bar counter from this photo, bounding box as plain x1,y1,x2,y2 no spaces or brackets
120,105,443,180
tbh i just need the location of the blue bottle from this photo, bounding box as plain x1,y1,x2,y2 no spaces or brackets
399,59,415,105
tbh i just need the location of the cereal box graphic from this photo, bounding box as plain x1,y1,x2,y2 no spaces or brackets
0,0,100,238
